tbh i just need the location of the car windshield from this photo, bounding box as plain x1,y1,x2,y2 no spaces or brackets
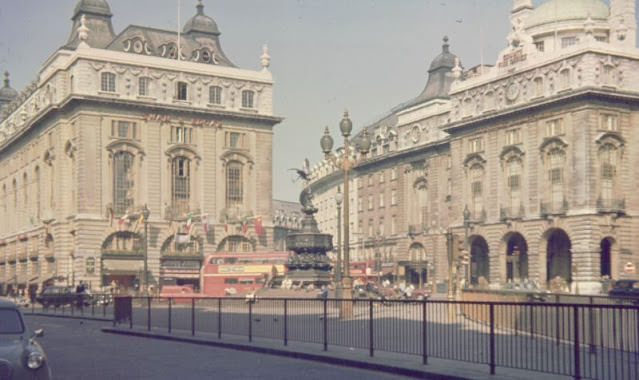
0,309,25,334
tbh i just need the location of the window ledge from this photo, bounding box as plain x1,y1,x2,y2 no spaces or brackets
207,103,226,109
136,95,156,101
172,99,192,105
98,91,120,97
239,107,258,113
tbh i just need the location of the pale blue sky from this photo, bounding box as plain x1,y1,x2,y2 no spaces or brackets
0,1,634,202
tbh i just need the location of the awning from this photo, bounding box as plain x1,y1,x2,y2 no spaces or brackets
28,276,39,284
102,259,144,274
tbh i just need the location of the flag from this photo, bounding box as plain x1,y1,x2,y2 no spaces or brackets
108,208,114,227
118,212,128,227
223,215,228,232
201,215,209,234
241,216,248,234
254,216,263,236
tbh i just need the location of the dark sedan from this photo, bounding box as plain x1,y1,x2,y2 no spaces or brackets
608,279,639,298
35,286,92,307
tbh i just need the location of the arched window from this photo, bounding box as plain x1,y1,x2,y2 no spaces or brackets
35,167,41,220
470,164,484,218
548,149,565,211
226,161,243,207
209,86,222,105
599,144,617,204
506,157,522,214
172,157,191,217
113,151,135,215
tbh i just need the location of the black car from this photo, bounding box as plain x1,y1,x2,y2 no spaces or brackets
35,286,92,307
608,279,639,298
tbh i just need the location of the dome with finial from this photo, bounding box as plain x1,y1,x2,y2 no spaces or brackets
428,36,458,72
183,1,220,35
72,0,112,19
0,71,18,104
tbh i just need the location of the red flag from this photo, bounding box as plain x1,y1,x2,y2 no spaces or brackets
242,221,248,234
254,217,263,236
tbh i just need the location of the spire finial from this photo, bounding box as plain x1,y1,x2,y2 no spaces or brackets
260,43,271,70
196,0,204,15
3,71,9,88
77,14,90,47
442,36,450,53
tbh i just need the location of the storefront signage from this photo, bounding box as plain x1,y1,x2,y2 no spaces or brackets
143,113,222,128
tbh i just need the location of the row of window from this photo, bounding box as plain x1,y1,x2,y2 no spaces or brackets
112,152,245,217
358,190,398,211
100,72,256,108
359,168,397,188
467,115,618,153
360,215,397,237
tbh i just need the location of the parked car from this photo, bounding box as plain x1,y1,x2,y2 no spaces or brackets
35,285,92,307
608,279,639,298
0,298,52,379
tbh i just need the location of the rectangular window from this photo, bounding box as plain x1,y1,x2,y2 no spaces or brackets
101,72,115,92
505,128,521,145
469,137,484,153
545,118,564,137
472,181,482,196
171,126,192,144
209,86,222,105
600,114,618,131
390,167,397,181
534,77,544,97
241,90,254,108
549,168,563,184
379,192,385,208
379,171,385,183
225,131,245,148
176,82,188,100
534,40,545,52
368,195,373,210
138,77,150,96
391,189,397,206
561,37,577,48
111,121,137,139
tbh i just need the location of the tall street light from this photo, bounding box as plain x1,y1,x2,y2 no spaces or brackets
142,204,151,295
334,186,343,298
321,111,371,316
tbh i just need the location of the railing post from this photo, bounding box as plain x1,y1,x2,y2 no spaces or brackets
323,298,328,351
489,303,495,375
217,298,222,339
369,299,374,357
284,299,288,346
168,298,172,333
147,296,151,332
248,300,253,343
191,297,195,336
422,300,428,365
573,305,581,380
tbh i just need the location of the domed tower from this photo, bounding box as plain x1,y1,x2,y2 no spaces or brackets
182,0,234,66
0,71,18,109
412,36,459,104
65,0,116,49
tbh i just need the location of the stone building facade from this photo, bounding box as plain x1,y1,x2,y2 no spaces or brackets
0,0,282,295
310,0,639,295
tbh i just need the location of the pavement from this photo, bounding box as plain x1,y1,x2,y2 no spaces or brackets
102,323,572,380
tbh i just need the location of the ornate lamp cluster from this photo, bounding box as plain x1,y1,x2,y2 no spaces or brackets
320,111,371,293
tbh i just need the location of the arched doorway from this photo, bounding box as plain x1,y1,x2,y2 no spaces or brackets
403,242,428,288
100,231,145,293
160,234,203,291
600,237,613,278
505,232,528,283
470,236,489,286
546,229,572,287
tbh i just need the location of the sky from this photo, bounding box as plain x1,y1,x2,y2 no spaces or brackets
0,1,634,202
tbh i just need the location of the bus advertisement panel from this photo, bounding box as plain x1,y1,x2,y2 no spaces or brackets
201,251,291,296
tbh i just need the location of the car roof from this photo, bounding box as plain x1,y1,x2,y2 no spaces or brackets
0,298,19,309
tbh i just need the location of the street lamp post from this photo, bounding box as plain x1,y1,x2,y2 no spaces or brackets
321,110,371,317
334,187,343,298
463,205,471,288
142,204,151,295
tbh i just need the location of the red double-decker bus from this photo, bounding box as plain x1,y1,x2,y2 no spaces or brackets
201,251,291,296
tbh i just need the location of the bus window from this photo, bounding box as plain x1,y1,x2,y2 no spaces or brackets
225,258,238,264
224,278,238,284
239,279,254,285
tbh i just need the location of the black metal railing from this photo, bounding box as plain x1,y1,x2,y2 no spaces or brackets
27,295,639,379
